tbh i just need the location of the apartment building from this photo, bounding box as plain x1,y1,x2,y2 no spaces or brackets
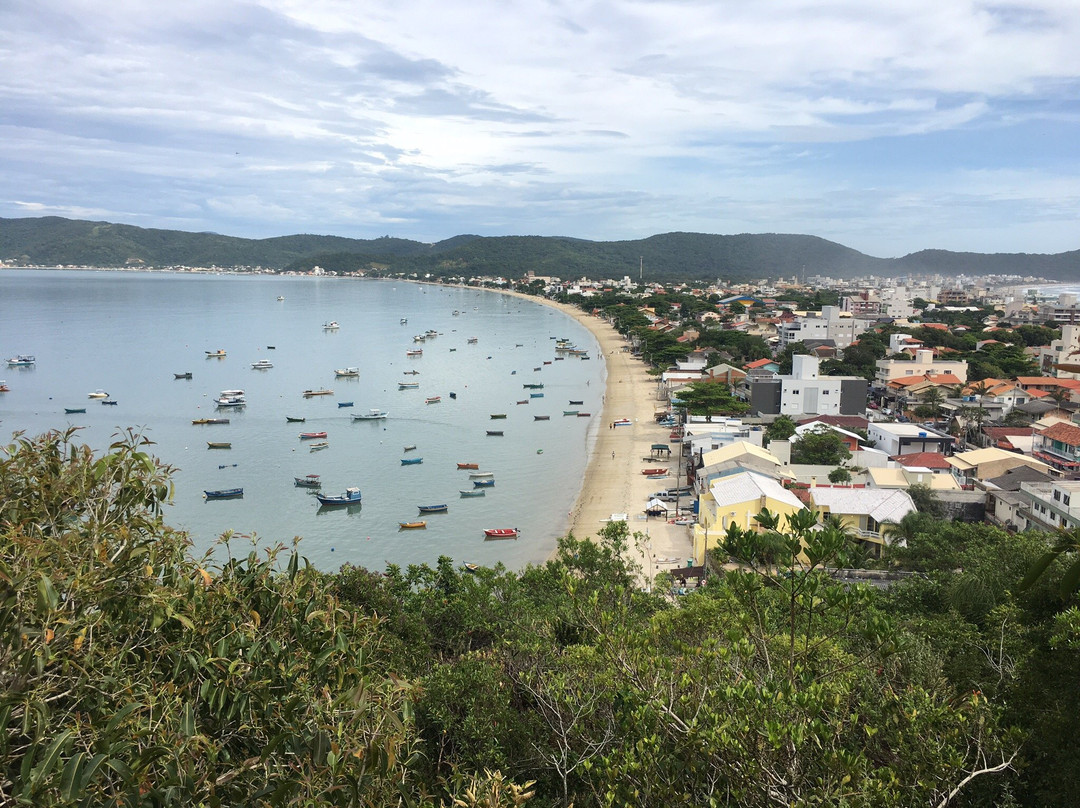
749,355,868,417
875,349,969,386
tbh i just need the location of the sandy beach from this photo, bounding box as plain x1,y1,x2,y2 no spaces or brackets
502,291,695,582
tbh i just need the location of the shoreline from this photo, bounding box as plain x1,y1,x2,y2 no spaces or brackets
500,290,694,576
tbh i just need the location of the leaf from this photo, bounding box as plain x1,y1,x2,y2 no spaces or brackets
105,703,139,735
32,729,73,787
36,574,59,613
60,751,84,801
1019,551,1059,591
1060,558,1080,597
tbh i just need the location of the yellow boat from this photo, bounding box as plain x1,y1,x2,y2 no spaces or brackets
398,521,427,530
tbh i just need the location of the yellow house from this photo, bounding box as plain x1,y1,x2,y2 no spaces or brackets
946,447,1052,485
807,487,917,552
692,469,804,564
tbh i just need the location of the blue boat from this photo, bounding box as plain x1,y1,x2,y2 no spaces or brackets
204,488,243,500
460,490,486,497
418,504,448,513
473,479,495,488
401,457,423,465
64,407,86,414
315,487,361,506
530,393,544,398
337,401,354,408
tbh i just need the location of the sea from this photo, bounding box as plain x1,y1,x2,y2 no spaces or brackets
0,270,605,572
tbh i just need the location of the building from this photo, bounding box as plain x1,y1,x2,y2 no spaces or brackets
1017,479,1080,531
1031,421,1080,478
692,470,806,563
807,487,918,552
778,306,859,350
867,466,961,491
749,355,868,417
867,423,955,457
946,447,1052,485
875,349,969,386
1033,325,1080,378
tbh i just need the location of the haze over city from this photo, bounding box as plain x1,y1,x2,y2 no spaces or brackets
3,0,1080,257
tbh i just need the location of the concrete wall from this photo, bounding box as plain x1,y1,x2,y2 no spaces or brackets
937,489,986,522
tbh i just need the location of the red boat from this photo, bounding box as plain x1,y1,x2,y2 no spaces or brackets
483,528,519,540
457,462,479,470
299,431,328,440
642,468,668,476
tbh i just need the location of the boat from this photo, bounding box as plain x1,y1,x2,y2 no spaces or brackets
302,388,333,397
0,381,8,392
299,431,328,439
463,562,481,573
530,393,544,398
577,412,591,417
294,474,322,488
473,479,495,488
251,359,273,369
483,528,519,540
192,418,230,425
315,487,362,506
308,441,329,450
534,415,550,421
516,400,528,405
207,442,232,449
402,370,420,375
204,488,243,499
215,395,245,407
486,430,504,436
563,410,578,416
88,390,109,399
523,383,543,389
353,409,388,420
401,457,423,465
543,361,552,365
403,445,417,451
642,468,669,476
490,414,507,419
467,337,478,344
323,321,340,330
399,521,426,530
334,367,360,377
533,367,541,371
417,504,448,513
337,401,354,408
613,418,632,426
64,407,86,414
569,400,584,405
398,382,419,389
405,349,423,357
7,355,35,366
457,462,479,469
205,349,226,358
285,416,305,423
425,396,441,404
277,296,285,301
400,317,408,324
102,400,118,406
469,471,494,478
449,392,457,399
174,372,193,379
460,490,486,497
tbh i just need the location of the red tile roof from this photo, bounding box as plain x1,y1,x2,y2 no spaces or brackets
1039,421,1080,447
891,452,952,470
922,323,949,331
744,358,777,369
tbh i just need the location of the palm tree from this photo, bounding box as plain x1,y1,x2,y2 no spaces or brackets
920,385,945,420
1048,386,1072,408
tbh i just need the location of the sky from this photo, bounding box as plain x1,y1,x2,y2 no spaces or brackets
3,0,1080,258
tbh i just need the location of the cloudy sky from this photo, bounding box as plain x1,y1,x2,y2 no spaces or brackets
3,0,1080,257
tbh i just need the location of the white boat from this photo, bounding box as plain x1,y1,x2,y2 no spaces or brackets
468,471,495,479
323,321,339,330
7,355,35,366
215,388,246,407
334,367,360,377
277,296,285,301
353,409,388,420
400,317,408,324
251,359,273,369
87,389,109,399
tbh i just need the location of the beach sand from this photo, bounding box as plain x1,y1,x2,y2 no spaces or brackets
503,291,695,584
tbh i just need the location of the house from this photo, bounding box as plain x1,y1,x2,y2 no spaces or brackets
792,421,862,453
748,355,868,417
701,363,746,385
958,379,1030,415
778,306,859,350
875,349,969,386
683,420,765,455
867,422,955,457
694,441,786,490
1033,324,1080,378
1017,479,1080,531
891,452,953,474
743,358,779,374
947,447,1052,485
692,470,806,564
867,466,960,491
807,487,918,552
981,427,1035,454
797,414,870,432
1032,421,1080,478
979,465,1056,531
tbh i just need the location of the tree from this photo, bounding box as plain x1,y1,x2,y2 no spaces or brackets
828,467,852,484
764,414,797,445
672,380,749,420
919,385,945,420
790,430,852,465
776,341,808,374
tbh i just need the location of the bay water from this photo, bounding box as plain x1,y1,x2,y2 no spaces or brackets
0,270,604,571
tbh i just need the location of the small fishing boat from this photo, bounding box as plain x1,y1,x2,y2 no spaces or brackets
251,359,273,369
334,367,360,377
323,321,340,330
7,355,35,366
207,442,232,449
401,457,423,465
613,418,632,426
102,400,118,406
642,468,669,476
294,474,322,488
316,487,361,506
534,415,550,421
192,417,230,425
484,528,519,540
0,381,8,392
530,393,544,398
403,444,417,451
417,504,448,513
425,396,441,404
486,430,504,436
543,361,552,365
490,413,507,419
463,562,481,573
406,349,423,357
523,383,544,389
449,392,457,399
402,370,420,375
577,412,591,417
399,521,426,530
353,409,388,420
277,296,285,301
563,410,578,416
457,462,479,469
460,489,486,498
215,396,245,408
205,349,226,358
285,416,306,423
174,372,193,379
308,441,329,450
469,471,494,479
64,407,86,414
303,388,334,397
88,389,109,399
569,400,584,405
299,431,328,440
205,488,243,499
398,382,419,389
337,401,354,408
473,479,495,488
467,337,478,344
400,317,408,324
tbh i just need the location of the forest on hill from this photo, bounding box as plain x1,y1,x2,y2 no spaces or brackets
3,215,1080,281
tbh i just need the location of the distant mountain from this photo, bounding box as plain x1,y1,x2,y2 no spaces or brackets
2,216,1078,282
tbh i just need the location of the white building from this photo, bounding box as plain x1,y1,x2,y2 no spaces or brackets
1033,324,1080,378
867,422,955,457
778,306,859,350
875,349,968,385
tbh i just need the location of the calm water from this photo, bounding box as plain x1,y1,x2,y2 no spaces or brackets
0,270,605,571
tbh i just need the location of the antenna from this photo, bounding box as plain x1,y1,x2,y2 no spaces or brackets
640,256,643,282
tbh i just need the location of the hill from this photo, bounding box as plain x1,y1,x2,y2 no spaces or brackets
2,215,1079,281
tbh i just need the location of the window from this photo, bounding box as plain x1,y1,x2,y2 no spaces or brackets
1054,489,1061,501
1066,495,1072,506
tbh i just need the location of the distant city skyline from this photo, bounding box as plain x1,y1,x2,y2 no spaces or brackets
3,1,1080,258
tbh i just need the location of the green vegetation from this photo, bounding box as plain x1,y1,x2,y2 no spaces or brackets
671,380,749,419
3,430,1080,806
790,429,852,465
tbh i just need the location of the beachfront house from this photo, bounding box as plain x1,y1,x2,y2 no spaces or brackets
692,470,805,564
